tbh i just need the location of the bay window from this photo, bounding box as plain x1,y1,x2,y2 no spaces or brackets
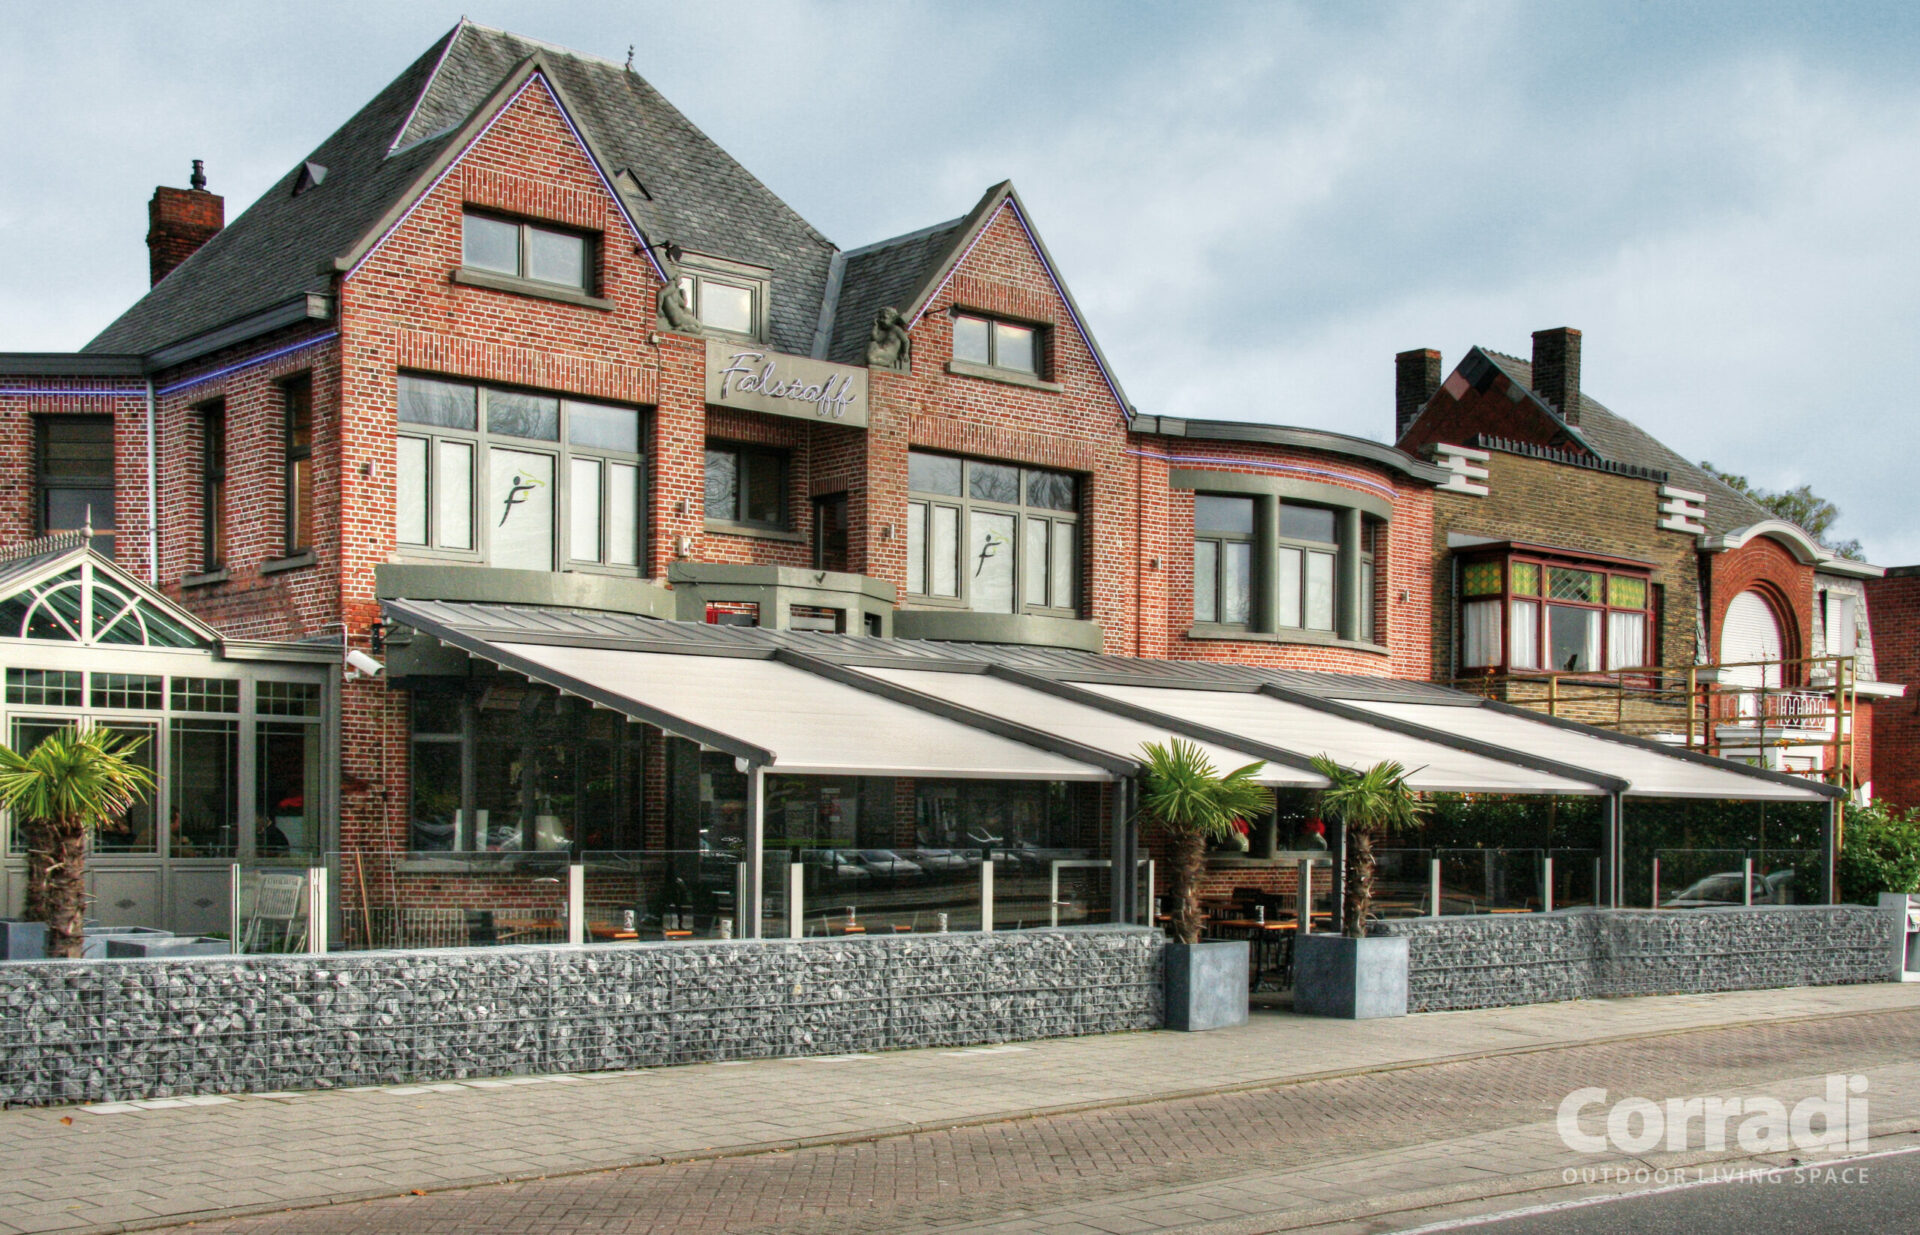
1459,553,1654,675
394,374,644,572
1183,477,1380,644
905,450,1079,616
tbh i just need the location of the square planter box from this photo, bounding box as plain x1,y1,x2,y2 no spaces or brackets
1293,933,1408,1019
104,935,233,959
1165,939,1248,1032
0,919,47,961
79,927,172,960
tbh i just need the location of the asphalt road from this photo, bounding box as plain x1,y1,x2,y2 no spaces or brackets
1408,1145,1920,1234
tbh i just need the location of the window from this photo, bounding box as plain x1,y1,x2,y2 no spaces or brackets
705,600,760,627
1277,502,1339,632
813,493,849,572
1824,590,1858,660
200,404,225,571
394,374,644,571
676,271,759,337
462,211,593,292
282,376,313,555
1194,495,1254,625
951,312,1041,376
906,451,1079,616
705,442,788,530
407,684,645,853
1459,553,1653,675
36,417,114,555
171,718,238,857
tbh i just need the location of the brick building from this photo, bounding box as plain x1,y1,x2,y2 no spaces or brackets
1,24,1838,938
1864,568,1920,811
1394,327,1901,789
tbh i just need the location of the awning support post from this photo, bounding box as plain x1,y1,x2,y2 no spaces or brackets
1824,796,1841,905
1109,779,1136,925
745,763,765,940
1602,793,1622,908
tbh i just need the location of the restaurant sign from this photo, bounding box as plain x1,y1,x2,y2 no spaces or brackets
705,340,869,429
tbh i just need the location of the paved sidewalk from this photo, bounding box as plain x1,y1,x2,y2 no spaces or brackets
3,983,1917,1234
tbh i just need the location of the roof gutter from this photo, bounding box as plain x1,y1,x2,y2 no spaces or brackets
141,294,333,372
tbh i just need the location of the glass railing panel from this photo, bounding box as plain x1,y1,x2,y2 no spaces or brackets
1370,848,1434,919
1549,848,1603,909
788,847,982,937
1435,848,1546,914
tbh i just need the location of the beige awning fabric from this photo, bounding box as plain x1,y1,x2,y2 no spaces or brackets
860,667,1327,788
491,642,1113,781
1071,683,1600,795
1349,700,1834,802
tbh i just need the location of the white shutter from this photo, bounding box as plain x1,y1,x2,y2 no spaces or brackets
1723,590,1784,691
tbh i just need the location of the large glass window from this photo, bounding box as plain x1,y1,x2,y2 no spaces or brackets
36,416,115,556
1459,553,1654,676
395,374,644,571
406,684,645,853
704,442,788,530
906,451,1080,616
170,718,238,857
462,211,594,293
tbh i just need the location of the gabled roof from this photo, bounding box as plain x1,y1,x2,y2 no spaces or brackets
87,21,838,359
0,537,222,648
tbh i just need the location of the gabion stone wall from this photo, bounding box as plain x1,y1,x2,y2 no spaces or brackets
1378,907,1895,1013
1,927,1164,1107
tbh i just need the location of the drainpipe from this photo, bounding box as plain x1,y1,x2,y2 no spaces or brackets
144,377,158,583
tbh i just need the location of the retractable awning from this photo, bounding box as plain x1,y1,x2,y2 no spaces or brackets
1348,699,1836,802
857,666,1328,788
1069,683,1602,795
471,640,1115,781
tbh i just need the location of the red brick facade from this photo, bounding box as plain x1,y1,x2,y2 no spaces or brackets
1866,571,1920,809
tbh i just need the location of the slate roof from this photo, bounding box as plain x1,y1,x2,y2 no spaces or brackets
88,22,839,358
1480,351,1773,537
825,218,965,364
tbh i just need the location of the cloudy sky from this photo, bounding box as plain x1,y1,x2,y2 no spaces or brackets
5,1,1916,559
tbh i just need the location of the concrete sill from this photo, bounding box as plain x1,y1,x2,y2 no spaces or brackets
1185,625,1389,655
260,550,317,576
704,519,806,543
180,568,229,589
945,360,1064,393
450,266,615,311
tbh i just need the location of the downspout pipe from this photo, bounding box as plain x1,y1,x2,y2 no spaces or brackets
145,377,158,583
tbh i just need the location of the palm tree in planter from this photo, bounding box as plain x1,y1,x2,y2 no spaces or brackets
0,725,155,959
1138,739,1272,1031
1295,756,1429,1019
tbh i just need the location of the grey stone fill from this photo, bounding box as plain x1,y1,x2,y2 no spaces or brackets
1378,906,1894,1013
0,927,1163,1107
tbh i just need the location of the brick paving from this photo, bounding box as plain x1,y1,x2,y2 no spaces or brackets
2,983,1916,1235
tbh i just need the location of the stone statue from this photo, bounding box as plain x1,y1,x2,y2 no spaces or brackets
658,279,699,334
866,306,912,371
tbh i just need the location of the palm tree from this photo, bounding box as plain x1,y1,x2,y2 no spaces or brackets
0,726,156,959
1138,739,1273,945
1310,756,1429,938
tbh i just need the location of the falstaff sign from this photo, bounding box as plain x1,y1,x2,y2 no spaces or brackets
706,340,869,429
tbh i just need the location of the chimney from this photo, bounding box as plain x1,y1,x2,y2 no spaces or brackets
1530,327,1582,425
147,159,224,286
1394,348,1442,440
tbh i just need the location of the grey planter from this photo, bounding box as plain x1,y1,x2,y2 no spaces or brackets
0,919,47,961
104,935,232,959
1293,933,1408,1019
79,927,172,959
1165,939,1249,1031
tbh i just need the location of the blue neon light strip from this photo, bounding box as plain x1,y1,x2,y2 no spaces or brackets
155,331,339,397
0,386,141,397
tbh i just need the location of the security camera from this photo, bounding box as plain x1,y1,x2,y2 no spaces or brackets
344,648,384,678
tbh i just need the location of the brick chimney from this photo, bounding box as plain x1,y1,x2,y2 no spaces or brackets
1394,348,1442,440
147,160,224,286
1530,327,1582,425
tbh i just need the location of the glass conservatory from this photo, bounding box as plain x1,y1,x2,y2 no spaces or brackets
0,542,336,934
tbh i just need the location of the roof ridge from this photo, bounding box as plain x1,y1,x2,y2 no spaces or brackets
386,21,466,154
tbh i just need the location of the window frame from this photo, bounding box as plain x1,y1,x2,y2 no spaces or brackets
281,375,313,556
1457,551,1656,678
1193,494,1256,628
392,373,649,575
1274,502,1343,634
949,310,1047,379
35,414,116,555
199,401,226,573
904,450,1081,619
703,440,792,533
674,252,772,342
460,209,598,295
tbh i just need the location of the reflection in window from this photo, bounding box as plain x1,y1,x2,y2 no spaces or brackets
462,212,594,292
951,312,1042,376
705,442,788,530
257,722,320,855
171,719,238,857
1195,495,1255,626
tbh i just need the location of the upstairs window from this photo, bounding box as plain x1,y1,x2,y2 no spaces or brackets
199,403,225,572
675,253,771,340
1194,495,1254,625
394,374,645,572
704,442,788,531
1277,502,1339,633
37,416,115,556
1459,554,1654,675
906,451,1079,616
951,312,1041,377
462,211,593,292
282,376,313,555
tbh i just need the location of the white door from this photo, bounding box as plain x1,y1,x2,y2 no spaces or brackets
1723,590,1784,716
